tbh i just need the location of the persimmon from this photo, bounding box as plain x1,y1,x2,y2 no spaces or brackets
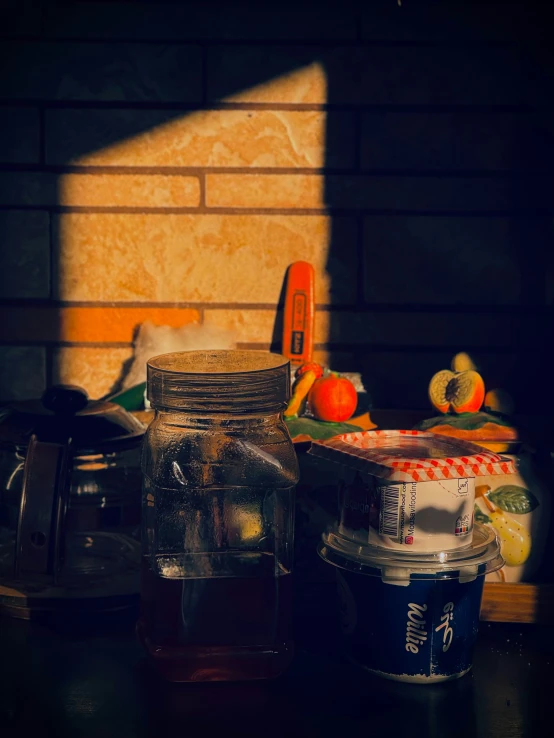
308,373,357,422
428,369,485,415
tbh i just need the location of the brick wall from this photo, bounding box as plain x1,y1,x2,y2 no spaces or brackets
1,0,553,410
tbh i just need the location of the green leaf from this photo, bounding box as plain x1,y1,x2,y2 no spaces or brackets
488,485,539,515
416,411,513,431
474,505,491,524
285,416,361,441
107,382,146,411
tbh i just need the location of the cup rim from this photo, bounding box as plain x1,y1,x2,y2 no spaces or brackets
318,523,503,582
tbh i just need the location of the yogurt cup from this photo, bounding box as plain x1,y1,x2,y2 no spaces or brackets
310,430,514,553
318,524,502,683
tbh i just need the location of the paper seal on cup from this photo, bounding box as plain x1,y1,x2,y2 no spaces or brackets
309,430,515,553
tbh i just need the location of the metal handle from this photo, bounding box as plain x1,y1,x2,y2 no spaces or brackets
14,435,72,579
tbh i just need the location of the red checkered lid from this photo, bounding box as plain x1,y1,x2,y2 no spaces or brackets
309,429,515,482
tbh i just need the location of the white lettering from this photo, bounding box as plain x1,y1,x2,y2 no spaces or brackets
407,485,417,536
435,601,454,652
405,603,428,654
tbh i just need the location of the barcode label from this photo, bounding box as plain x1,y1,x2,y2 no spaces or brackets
379,485,401,538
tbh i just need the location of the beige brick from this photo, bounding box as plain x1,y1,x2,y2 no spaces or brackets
315,312,365,345
209,56,326,104
59,174,201,207
0,107,40,164
207,46,365,104
44,3,357,40
203,309,278,344
53,213,358,305
208,46,370,104
361,113,520,172
52,347,134,400
46,109,355,169
207,173,518,211
201,308,517,352
0,307,201,343
0,42,202,102
0,172,201,208
325,175,516,211
0,172,56,207
359,47,521,105
0,346,46,402
0,211,50,298
363,217,523,306
361,2,526,43
206,174,325,209
314,311,527,349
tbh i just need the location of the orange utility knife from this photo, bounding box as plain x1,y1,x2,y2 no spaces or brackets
282,261,315,367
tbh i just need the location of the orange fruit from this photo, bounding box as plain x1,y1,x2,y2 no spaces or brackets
308,373,358,422
429,369,485,414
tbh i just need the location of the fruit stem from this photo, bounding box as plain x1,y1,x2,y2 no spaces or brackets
482,494,496,513
475,484,491,499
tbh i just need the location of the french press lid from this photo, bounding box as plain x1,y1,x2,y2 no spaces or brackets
0,385,145,580
0,384,145,453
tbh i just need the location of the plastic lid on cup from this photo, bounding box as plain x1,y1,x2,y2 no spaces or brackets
318,524,503,585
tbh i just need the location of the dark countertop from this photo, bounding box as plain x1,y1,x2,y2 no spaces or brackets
1,589,552,738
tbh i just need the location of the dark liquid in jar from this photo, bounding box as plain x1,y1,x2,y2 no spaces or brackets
137,551,293,682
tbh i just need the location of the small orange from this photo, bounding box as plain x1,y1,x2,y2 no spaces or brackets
308,373,358,422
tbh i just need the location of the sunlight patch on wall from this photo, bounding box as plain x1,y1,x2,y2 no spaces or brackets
55,213,333,302
59,173,201,207
219,61,327,104
67,110,327,169
55,64,331,397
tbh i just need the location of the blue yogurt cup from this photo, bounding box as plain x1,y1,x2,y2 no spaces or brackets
318,524,502,683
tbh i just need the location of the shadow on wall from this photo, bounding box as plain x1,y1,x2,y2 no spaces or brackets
0,0,553,422
323,2,554,417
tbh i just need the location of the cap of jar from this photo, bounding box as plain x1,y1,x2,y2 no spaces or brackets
147,350,291,413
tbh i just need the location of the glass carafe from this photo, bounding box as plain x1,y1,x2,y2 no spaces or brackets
137,350,299,682
0,385,144,620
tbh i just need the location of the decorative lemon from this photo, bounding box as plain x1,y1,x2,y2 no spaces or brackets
233,509,263,543
489,509,531,566
484,388,515,416
451,352,478,373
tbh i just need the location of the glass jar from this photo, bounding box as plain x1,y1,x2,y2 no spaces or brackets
137,350,299,682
